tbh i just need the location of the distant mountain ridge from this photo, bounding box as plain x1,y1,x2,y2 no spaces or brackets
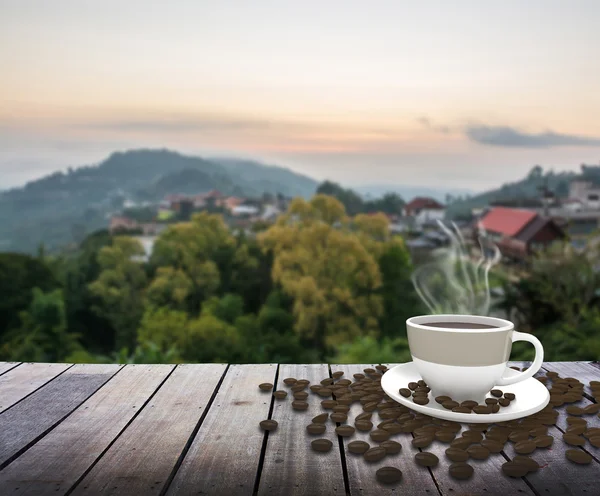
0,149,318,253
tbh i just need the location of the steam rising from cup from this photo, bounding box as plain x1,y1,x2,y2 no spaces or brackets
411,220,501,315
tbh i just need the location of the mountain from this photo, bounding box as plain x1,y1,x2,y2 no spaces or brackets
0,149,318,253
353,184,477,203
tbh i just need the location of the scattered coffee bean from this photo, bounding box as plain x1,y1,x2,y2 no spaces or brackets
364,446,387,462
449,462,474,480
452,406,472,414
499,398,511,407
331,413,348,423
259,383,274,391
415,452,439,467
589,436,600,448
435,395,451,404
292,400,309,411
460,400,478,409
332,371,344,379
414,396,430,405
481,439,504,453
566,449,592,464
408,382,418,390
433,430,456,443
504,392,516,401
473,405,492,414
306,423,326,435
546,371,559,379
513,455,540,473
333,404,350,413
514,440,537,454
502,461,529,478
336,425,355,437
533,435,553,448
399,388,411,398
442,400,459,410
259,419,278,431
445,447,469,462
567,424,586,436
320,378,334,386
450,438,473,450
584,427,600,439
293,391,309,400
485,398,498,405
292,384,306,393
566,405,584,416
356,412,372,421
584,403,600,415
462,430,483,442
296,379,310,387
509,430,529,443
566,416,587,426
321,400,337,409
364,368,376,375
376,466,402,484
412,435,434,448
283,377,297,386
467,444,490,460
563,434,586,446
380,440,402,455
313,413,328,424
529,426,547,437
311,438,333,452
355,420,374,432
273,390,287,399
370,429,391,442
348,440,370,454
491,389,503,398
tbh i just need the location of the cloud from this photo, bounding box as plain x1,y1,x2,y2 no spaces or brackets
416,117,451,134
465,125,600,148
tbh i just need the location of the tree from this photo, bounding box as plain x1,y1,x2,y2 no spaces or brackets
259,195,384,355
146,267,193,310
88,237,148,350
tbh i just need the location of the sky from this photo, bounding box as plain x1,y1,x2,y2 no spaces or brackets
1,0,600,192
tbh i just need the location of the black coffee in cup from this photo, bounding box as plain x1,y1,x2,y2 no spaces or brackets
422,322,497,330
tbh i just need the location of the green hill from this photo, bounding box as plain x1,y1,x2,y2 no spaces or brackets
0,149,318,253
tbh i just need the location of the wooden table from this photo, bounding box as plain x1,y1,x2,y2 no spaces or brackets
0,361,598,495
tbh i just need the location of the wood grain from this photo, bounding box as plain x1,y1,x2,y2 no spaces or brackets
0,364,172,495
70,364,226,496
542,361,600,398
332,364,439,495
166,364,277,496
0,362,20,376
0,363,121,469
0,362,72,413
257,364,346,495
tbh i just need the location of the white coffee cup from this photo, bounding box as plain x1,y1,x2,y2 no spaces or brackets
406,314,544,403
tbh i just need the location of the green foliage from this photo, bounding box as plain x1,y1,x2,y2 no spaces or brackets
331,336,412,364
316,181,405,216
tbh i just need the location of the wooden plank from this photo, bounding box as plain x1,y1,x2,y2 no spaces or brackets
333,364,439,495
166,364,277,496
0,364,173,495
257,364,346,495
0,362,72,413
70,364,226,496
500,361,600,496
0,362,20,376
0,363,121,469
542,362,599,398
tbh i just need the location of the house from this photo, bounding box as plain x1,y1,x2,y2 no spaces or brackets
477,207,565,260
404,197,445,227
224,197,245,212
232,205,260,217
569,179,600,210
109,216,140,233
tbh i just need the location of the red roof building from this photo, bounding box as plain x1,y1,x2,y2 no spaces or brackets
404,197,445,216
477,207,565,260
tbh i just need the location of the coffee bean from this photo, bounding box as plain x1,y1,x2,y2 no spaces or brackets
445,447,469,462
309,385,322,393
460,400,478,409
337,396,353,406
452,406,471,413
509,430,529,443
317,388,333,397
485,398,499,405
513,455,540,473
311,438,333,452
584,427,600,439
364,446,387,462
336,425,355,437
563,434,586,446
546,371,559,379
364,368,376,375
333,404,350,413
376,466,402,484
306,423,326,435
435,395,451,404
533,435,553,448
537,376,548,383
283,377,297,386
273,390,287,399
462,430,483,442
529,426,547,437
413,396,429,405
502,461,529,478
566,449,592,464
399,388,411,398
320,378,334,386
473,405,492,414
380,440,402,455
415,452,439,467
491,404,500,413
356,411,372,421
481,439,504,453
259,419,278,431
499,398,511,407
348,440,370,454
589,436,600,448
491,389,503,398
259,383,274,391
383,423,404,435
296,379,310,387
467,422,488,431
293,391,308,400
313,413,329,424
504,393,516,401
331,413,348,423
566,405,584,416
566,416,587,426
486,430,509,443
292,384,306,393
321,400,337,409
292,400,308,410
354,420,373,432
450,438,473,450
332,371,344,379
369,429,390,442
467,444,490,460
412,435,434,448
514,440,537,454
442,400,459,410
584,403,600,414
566,424,586,436
449,462,474,480
408,382,418,390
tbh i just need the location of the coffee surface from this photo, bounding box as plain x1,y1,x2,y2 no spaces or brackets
421,321,497,330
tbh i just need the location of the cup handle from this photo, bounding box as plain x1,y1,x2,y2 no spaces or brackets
495,331,544,386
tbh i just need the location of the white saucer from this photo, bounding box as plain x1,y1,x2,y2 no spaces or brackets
381,362,550,423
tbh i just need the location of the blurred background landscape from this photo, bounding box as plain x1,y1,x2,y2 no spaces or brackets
1,1,599,364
